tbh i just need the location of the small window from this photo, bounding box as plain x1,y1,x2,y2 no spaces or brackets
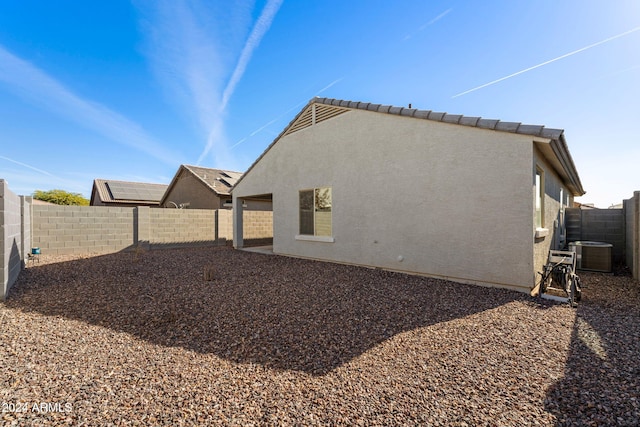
535,168,544,228
299,187,332,236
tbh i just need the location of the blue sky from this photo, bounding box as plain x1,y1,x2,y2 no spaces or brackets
0,1,638,208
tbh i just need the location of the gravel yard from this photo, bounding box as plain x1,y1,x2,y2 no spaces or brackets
1,246,638,426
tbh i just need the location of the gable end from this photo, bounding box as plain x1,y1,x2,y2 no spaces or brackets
284,103,351,136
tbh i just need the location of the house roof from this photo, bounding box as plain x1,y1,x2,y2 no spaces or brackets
31,198,57,206
233,97,585,196
160,165,243,206
90,179,168,206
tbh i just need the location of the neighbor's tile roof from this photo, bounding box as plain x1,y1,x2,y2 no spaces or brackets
181,165,242,196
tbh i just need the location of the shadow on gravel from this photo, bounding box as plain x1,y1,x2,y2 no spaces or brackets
543,273,640,425
6,247,525,375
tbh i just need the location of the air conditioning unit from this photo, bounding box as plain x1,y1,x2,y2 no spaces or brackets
569,241,613,273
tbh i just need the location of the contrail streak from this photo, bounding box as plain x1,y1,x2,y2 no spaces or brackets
452,26,640,98
197,0,283,164
220,0,283,111
0,156,56,177
0,45,180,165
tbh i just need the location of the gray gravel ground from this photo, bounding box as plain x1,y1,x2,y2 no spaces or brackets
1,247,638,426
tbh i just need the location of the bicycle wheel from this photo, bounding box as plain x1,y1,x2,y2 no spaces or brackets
569,277,578,308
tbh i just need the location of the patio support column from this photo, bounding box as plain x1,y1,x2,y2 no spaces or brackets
233,197,244,249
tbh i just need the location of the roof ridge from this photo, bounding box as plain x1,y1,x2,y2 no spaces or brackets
181,164,243,174
93,178,167,186
313,97,563,139
232,97,577,194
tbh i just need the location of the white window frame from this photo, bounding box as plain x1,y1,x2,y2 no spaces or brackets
535,167,549,238
296,187,334,242
535,168,544,228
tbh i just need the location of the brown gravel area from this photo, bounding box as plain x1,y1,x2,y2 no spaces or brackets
1,247,638,426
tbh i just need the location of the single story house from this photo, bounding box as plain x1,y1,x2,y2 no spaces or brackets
231,97,585,293
90,179,168,207
161,165,271,210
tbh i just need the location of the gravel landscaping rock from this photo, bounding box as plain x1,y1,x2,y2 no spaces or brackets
1,247,638,425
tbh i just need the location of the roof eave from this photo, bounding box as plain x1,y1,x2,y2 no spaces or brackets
534,134,585,197
233,98,318,192
552,133,585,196
160,165,187,206
233,97,586,197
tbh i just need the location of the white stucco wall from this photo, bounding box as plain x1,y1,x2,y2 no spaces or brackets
234,109,545,292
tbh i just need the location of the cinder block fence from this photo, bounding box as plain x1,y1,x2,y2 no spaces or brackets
2,179,639,300
625,192,640,280
2,179,273,299
31,205,272,255
1,180,30,300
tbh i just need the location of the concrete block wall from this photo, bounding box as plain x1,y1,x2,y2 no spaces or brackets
565,207,626,265
32,205,135,255
30,205,271,255
625,192,640,280
243,210,273,239
1,180,30,299
149,208,220,247
20,196,32,265
217,209,233,242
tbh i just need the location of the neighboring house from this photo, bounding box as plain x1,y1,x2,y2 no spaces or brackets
161,165,271,210
31,199,57,206
90,179,168,207
232,97,585,294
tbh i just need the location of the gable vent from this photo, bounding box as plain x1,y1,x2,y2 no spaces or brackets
284,103,350,136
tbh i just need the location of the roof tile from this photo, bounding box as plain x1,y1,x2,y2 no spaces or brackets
495,121,521,133
312,97,567,143
413,110,431,119
181,165,243,196
459,116,480,126
233,97,583,197
517,124,544,136
427,112,446,121
477,119,499,129
442,114,462,124
540,128,563,139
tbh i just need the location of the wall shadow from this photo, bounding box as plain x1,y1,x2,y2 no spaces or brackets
5,247,524,375
544,272,640,425
2,239,22,300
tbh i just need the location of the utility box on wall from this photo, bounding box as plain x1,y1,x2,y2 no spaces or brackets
569,241,613,273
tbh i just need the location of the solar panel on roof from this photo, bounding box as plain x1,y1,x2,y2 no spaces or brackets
106,182,166,202
225,171,242,180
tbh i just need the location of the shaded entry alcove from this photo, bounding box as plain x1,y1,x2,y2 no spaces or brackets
234,193,273,248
